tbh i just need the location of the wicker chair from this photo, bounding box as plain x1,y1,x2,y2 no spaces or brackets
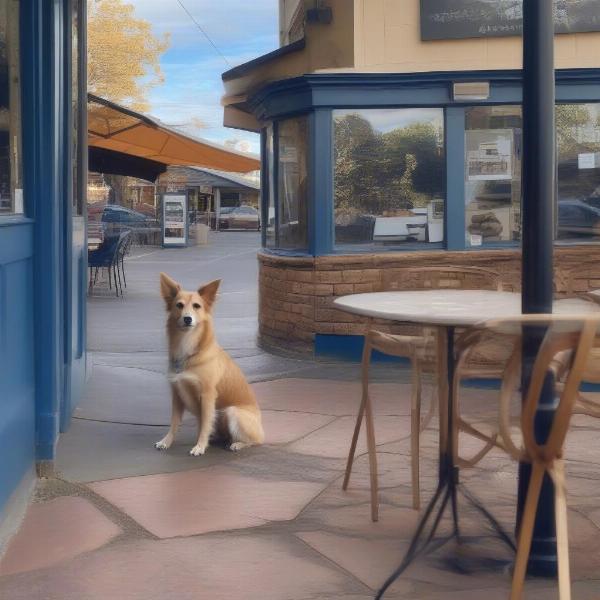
559,261,600,306
455,315,600,600
342,265,507,521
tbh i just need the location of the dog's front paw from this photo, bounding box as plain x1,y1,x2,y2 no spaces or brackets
229,442,248,452
189,444,207,456
154,438,171,451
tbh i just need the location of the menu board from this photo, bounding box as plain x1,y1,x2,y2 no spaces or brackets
420,0,600,41
162,193,188,247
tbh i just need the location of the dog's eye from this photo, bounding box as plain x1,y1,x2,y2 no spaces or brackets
176,302,184,309
193,303,201,310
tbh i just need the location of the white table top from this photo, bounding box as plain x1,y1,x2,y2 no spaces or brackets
334,290,600,327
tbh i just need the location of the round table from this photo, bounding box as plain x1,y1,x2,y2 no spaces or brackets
334,290,599,594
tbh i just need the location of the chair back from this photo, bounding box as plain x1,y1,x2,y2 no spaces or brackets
486,315,600,462
117,230,132,258
381,265,504,293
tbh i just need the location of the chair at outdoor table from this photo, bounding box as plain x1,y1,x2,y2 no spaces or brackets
88,234,120,296
560,261,600,306
116,230,132,292
342,265,507,521
454,314,600,600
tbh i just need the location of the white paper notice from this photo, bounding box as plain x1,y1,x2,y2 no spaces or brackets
14,189,23,213
470,234,483,247
578,153,596,169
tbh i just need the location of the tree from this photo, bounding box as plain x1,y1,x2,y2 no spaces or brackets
88,0,170,111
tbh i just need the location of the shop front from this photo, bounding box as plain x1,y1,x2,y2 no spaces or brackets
222,0,600,356
0,0,87,544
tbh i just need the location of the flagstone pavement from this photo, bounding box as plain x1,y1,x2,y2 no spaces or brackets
2,376,600,600
2,236,600,599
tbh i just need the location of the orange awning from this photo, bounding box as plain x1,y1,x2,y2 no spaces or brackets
88,94,259,174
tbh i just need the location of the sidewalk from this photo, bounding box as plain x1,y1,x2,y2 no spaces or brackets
1,233,600,599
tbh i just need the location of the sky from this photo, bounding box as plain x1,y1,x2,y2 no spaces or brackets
127,0,279,155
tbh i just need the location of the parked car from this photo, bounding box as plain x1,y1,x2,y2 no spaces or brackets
217,205,260,230
101,204,160,245
557,198,600,238
210,206,235,229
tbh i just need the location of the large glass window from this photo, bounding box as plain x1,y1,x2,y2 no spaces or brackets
265,124,275,248
0,0,22,214
277,116,308,250
557,103,600,243
465,106,522,247
333,108,445,249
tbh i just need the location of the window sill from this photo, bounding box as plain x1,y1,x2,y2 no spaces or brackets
0,215,34,227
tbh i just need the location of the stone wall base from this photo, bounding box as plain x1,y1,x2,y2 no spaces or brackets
259,247,600,355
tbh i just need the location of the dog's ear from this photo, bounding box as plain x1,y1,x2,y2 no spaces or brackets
198,279,221,310
160,272,181,307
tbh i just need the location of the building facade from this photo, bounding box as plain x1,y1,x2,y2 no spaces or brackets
0,0,87,545
223,0,600,356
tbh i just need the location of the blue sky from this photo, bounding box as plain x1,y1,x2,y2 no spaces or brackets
128,0,279,154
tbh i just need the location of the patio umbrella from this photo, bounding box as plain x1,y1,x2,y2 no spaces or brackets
520,2,556,576
87,94,260,175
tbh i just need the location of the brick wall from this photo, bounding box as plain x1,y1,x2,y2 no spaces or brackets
258,247,600,354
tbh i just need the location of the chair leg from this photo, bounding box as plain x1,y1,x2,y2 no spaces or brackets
343,336,372,491
108,266,112,290
88,267,93,292
122,256,127,288
116,262,123,296
94,267,100,285
113,265,119,297
510,461,545,600
410,358,421,510
552,460,572,600
364,375,379,522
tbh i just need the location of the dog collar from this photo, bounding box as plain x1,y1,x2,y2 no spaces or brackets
170,357,186,373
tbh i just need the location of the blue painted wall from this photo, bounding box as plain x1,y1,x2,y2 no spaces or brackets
0,221,36,512
1,0,87,518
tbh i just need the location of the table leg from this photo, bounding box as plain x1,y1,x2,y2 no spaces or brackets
376,326,513,599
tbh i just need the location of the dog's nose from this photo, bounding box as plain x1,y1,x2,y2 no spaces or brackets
183,316,193,326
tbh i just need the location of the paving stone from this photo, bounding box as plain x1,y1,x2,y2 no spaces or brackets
254,378,416,416
288,415,412,459
261,410,335,445
0,534,366,600
89,466,326,538
0,497,121,576
296,531,414,594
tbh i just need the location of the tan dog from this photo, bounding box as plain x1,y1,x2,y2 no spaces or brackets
156,273,264,455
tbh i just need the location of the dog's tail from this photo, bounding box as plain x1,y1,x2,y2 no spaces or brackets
225,406,265,445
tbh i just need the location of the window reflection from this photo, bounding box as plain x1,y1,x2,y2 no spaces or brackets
557,103,600,242
464,106,522,246
333,108,445,249
0,0,22,214
277,117,308,250
265,124,275,248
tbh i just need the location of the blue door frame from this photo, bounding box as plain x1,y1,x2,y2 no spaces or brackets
9,0,86,470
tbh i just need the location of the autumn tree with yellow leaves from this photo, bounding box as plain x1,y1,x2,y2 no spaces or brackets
88,0,170,111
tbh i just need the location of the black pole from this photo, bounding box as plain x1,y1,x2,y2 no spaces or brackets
519,0,556,577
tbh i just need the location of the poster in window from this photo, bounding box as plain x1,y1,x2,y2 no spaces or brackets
466,130,513,181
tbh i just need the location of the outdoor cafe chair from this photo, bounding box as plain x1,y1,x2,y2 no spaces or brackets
116,230,133,291
560,261,600,307
342,265,508,520
454,314,600,600
88,231,131,297
88,234,120,296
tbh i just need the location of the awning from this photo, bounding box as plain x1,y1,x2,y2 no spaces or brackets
88,94,260,177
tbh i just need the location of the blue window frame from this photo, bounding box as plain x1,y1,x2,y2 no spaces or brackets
255,71,600,256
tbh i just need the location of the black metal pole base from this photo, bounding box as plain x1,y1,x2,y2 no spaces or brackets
375,469,515,599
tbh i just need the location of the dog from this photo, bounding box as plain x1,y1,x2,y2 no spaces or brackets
155,273,264,455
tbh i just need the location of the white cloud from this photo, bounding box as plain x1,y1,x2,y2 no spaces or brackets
118,0,278,152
